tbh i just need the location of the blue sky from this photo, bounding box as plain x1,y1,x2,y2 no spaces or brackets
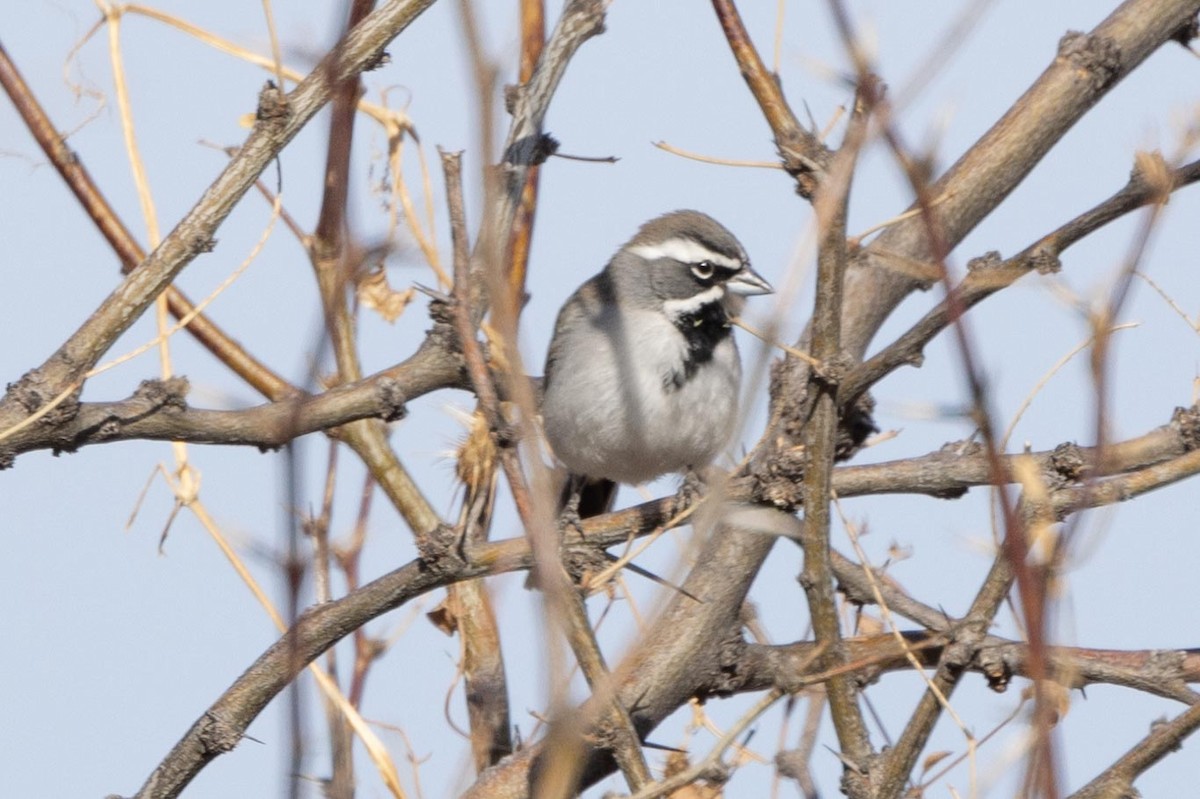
3,1,1199,797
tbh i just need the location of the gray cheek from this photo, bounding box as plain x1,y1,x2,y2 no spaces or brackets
721,293,747,316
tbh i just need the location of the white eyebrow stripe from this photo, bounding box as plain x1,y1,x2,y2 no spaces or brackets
662,284,726,318
629,238,742,269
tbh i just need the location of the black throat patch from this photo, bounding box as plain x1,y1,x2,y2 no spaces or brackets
664,301,732,391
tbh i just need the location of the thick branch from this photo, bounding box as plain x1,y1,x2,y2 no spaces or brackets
1069,700,1200,799
0,335,465,466
132,408,1200,797
0,40,293,401
845,156,1200,404
0,0,437,430
739,638,1200,706
845,0,1200,358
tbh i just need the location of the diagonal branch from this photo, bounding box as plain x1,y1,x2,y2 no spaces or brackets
844,0,1200,358
1069,700,1200,799
132,407,1200,798
845,156,1200,405
0,0,437,430
0,39,292,401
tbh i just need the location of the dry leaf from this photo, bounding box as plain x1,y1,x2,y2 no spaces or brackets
920,750,952,775
358,268,415,323
426,597,458,636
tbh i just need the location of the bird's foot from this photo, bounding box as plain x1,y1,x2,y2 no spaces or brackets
678,467,709,509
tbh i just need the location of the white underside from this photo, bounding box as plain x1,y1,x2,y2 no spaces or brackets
542,307,740,484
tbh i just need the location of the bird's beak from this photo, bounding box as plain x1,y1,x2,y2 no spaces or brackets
726,265,773,296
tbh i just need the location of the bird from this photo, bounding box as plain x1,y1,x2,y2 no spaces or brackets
541,209,773,518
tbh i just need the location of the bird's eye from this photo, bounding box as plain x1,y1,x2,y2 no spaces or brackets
690,261,716,281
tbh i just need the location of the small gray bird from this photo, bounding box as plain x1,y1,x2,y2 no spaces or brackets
542,210,773,517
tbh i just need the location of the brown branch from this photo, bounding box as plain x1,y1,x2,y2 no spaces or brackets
0,0,438,431
447,133,651,792
832,404,1200,498
0,340,465,465
441,148,515,773
843,0,1200,358
868,102,1039,799
797,75,875,782
0,39,293,402
741,638,1200,706
307,4,377,792
441,578,513,772
709,0,830,196
131,417,1200,798
1069,700,1200,799
503,0,547,303
489,0,605,259
844,156,1200,405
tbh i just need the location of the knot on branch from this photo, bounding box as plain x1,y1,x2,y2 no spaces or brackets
977,645,1014,692
812,352,853,388
254,81,290,127
501,132,560,169
416,523,466,576
188,233,217,257
940,439,983,457
1026,243,1062,275
703,633,750,696
423,299,470,384
6,368,81,425
133,376,190,411
197,711,243,755
696,760,733,788
1171,404,1200,450
503,83,523,115
1172,15,1199,48
837,392,878,461
1145,649,1188,689
560,545,610,587
1057,32,1121,92
966,250,1003,272
374,377,408,422
1049,441,1087,485
778,139,830,200
752,445,806,510
363,49,391,72
769,358,812,436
